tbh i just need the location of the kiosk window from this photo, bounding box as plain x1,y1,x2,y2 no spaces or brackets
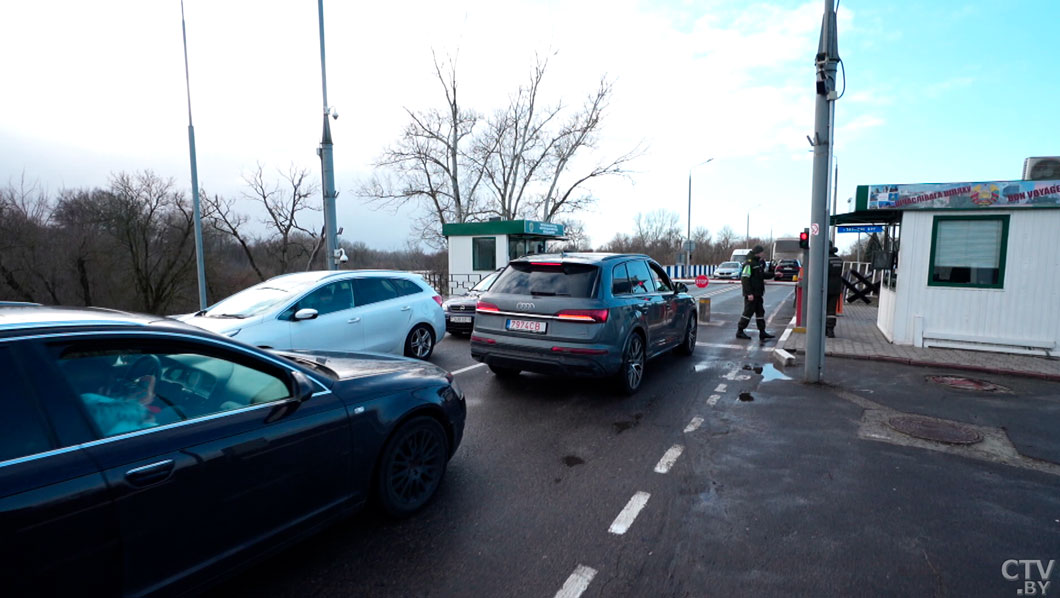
929,215,1008,289
473,237,496,271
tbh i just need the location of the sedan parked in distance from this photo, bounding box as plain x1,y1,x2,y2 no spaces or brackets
0,305,465,597
772,259,801,282
713,261,742,280
470,253,697,395
443,269,502,336
180,270,445,360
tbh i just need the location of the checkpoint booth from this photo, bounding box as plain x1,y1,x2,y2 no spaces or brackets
842,178,1060,356
442,219,565,296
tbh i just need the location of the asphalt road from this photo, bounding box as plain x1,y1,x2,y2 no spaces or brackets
209,281,1060,598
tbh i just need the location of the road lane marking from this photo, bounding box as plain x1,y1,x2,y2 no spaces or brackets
707,394,722,406
696,342,743,350
722,368,740,380
554,565,597,598
654,445,684,473
714,383,728,393
684,417,704,433
609,492,650,535
451,363,486,375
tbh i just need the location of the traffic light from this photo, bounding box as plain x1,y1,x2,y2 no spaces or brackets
799,228,810,249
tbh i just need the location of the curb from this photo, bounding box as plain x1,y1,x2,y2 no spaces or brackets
773,316,797,368
783,349,1060,383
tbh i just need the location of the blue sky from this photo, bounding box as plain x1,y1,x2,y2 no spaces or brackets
1,0,1057,252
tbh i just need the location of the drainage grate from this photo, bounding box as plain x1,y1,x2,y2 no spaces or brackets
886,415,983,445
927,375,1010,393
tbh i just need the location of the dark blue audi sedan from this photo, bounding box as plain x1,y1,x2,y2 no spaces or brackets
0,305,465,597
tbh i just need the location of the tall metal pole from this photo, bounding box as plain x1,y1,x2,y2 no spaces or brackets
804,0,839,383
317,0,339,270
830,156,838,244
180,0,208,310
686,173,692,274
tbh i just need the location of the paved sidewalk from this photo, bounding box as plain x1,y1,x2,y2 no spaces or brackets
781,299,1060,381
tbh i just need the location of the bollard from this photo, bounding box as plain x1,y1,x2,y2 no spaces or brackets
697,297,711,323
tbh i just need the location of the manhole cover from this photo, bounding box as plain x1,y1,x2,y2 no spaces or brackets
886,415,983,445
927,375,1010,393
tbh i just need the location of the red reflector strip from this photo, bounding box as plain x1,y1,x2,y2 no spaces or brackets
556,314,596,321
551,346,608,355
470,335,496,344
531,262,563,266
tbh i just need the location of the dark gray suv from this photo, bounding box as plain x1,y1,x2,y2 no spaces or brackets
469,253,697,394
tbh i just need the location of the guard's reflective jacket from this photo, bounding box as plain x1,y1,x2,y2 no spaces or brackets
741,254,768,296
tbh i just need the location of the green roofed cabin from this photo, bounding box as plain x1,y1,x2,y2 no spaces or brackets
442,219,566,296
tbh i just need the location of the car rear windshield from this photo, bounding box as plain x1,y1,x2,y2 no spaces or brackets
489,262,600,298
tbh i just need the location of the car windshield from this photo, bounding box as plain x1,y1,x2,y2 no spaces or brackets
721,262,739,268
203,280,315,318
489,262,599,298
471,270,500,292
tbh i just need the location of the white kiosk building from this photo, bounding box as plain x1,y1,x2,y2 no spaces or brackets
845,176,1060,357
442,220,565,296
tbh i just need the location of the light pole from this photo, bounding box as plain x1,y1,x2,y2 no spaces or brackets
687,158,714,274
180,0,207,310
317,0,339,270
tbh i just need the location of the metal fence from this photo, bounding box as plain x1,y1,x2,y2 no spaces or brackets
664,265,716,279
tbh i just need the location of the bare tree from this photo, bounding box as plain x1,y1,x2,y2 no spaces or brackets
203,192,266,282
101,171,199,314
242,163,321,274
362,52,491,247
364,50,640,247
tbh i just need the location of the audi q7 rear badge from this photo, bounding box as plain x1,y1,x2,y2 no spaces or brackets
516,302,535,310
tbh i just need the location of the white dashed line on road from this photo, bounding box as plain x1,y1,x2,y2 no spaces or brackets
654,445,684,473
707,394,722,406
609,492,650,535
554,565,597,598
450,363,486,376
684,417,704,433
714,383,728,393
695,342,744,350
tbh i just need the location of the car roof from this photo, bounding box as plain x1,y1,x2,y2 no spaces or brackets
266,269,418,285
0,305,201,338
509,252,651,265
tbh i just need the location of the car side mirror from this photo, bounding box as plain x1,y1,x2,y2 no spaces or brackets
674,282,688,294
291,370,316,402
293,308,319,321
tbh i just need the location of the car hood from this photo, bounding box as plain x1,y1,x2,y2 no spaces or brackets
445,292,481,305
177,313,257,335
273,349,447,382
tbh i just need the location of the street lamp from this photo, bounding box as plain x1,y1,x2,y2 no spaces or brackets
687,158,714,274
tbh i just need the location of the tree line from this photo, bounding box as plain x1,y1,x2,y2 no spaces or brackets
0,171,445,316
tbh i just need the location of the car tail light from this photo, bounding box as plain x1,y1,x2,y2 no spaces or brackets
432,295,443,307
555,308,609,323
470,335,496,344
551,346,608,355
531,262,563,267
476,301,500,312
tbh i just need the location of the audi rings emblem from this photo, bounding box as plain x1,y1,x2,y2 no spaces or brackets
516,302,536,310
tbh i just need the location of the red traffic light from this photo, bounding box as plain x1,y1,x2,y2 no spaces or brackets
799,229,810,249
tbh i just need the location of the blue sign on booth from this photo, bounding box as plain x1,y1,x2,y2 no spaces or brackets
838,225,884,233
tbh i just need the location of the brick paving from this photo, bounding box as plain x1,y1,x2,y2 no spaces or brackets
782,299,1060,381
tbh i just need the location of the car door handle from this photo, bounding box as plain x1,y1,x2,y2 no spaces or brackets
401,306,411,311
125,459,175,487
348,317,361,323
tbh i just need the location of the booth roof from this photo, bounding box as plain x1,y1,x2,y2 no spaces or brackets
442,219,566,237
831,210,902,226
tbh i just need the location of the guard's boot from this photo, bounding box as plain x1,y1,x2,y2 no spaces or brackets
826,328,835,338
756,318,774,340
736,329,752,340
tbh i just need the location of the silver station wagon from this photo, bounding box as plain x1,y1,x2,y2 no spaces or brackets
469,253,698,394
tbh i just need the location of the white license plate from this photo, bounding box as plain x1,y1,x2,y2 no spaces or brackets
450,316,473,323
506,319,547,334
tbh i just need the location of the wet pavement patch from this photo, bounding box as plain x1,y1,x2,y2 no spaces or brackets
887,415,983,445
926,375,1011,393
760,364,791,382
738,392,754,402
562,455,585,467
612,413,642,434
